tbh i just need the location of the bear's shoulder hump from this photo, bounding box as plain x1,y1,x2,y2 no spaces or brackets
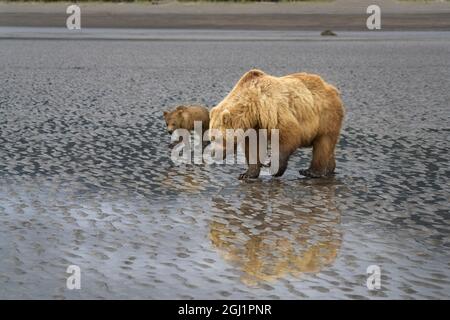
238,69,266,84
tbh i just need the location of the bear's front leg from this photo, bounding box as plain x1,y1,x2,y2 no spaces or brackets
239,164,261,180
239,140,261,180
272,154,290,177
271,146,293,177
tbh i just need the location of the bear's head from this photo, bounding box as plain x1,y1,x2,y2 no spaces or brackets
163,105,189,134
210,103,257,135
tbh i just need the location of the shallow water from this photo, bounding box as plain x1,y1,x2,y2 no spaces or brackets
0,30,449,299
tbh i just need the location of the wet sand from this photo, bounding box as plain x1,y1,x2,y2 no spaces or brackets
0,29,449,299
1,0,450,30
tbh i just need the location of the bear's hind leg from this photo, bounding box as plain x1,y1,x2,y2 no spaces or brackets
300,135,336,178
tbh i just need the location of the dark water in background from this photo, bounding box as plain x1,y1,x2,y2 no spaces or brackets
0,30,449,299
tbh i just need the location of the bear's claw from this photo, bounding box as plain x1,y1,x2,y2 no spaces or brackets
299,169,325,178
239,172,259,180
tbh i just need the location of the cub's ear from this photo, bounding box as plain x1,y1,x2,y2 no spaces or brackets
176,105,187,111
221,109,231,125
163,111,169,119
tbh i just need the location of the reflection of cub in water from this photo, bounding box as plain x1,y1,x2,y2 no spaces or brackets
209,180,342,286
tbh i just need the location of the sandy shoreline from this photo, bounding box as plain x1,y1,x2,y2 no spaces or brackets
1,1,450,30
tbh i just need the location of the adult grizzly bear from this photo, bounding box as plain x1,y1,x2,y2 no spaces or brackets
209,69,344,180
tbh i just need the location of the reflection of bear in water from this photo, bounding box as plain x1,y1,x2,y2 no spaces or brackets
209,180,342,286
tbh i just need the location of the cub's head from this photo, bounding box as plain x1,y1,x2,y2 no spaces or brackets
163,105,188,134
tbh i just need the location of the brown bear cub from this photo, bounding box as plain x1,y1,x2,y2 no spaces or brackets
209,69,344,180
163,105,210,147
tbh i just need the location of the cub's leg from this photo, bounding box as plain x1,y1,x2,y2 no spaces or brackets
300,135,336,178
169,136,183,149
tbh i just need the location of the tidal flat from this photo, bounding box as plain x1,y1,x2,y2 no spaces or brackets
0,29,449,299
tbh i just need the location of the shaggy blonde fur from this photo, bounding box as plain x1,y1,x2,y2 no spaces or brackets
210,69,344,179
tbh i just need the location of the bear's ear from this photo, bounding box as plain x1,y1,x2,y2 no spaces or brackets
176,105,187,111
221,109,232,126
163,111,169,119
